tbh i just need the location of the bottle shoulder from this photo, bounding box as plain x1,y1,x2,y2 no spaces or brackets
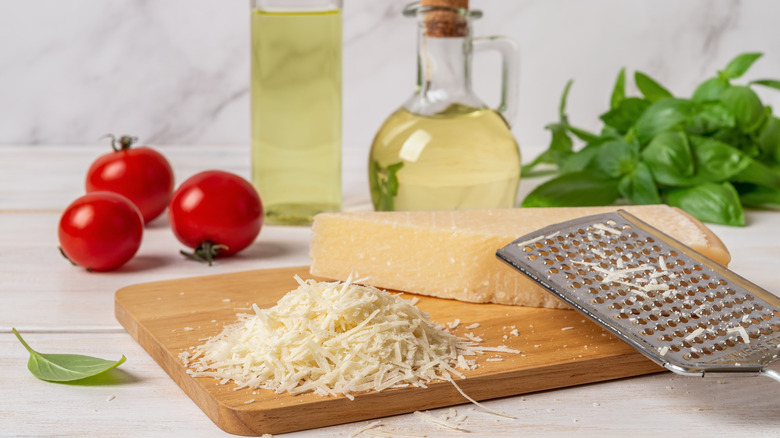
402,90,486,117
373,105,515,142
370,105,519,164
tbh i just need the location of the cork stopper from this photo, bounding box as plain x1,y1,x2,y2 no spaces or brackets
420,0,469,38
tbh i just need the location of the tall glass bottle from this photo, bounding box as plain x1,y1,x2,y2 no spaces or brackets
251,0,342,225
369,2,521,211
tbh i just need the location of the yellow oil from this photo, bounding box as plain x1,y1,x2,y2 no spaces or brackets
251,9,342,225
369,104,521,211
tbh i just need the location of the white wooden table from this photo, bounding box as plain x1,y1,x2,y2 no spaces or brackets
2,144,780,437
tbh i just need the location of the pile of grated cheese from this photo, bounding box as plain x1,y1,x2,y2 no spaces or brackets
181,276,516,400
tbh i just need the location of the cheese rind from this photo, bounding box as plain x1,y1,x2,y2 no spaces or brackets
309,206,730,309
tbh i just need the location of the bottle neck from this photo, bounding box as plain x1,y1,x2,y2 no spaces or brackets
406,29,484,116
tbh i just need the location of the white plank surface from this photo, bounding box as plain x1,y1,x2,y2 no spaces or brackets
3,145,780,437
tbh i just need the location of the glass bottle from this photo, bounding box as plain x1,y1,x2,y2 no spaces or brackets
369,2,521,211
250,0,342,225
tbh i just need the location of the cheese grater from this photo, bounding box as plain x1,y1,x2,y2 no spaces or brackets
496,209,780,381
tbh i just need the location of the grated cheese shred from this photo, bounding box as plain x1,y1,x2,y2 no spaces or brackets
182,276,514,401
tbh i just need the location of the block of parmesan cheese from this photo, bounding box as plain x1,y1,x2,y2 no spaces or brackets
309,206,730,309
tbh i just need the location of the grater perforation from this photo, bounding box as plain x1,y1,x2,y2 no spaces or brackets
497,209,780,381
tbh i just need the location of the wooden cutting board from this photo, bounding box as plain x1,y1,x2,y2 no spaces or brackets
115,265,663,436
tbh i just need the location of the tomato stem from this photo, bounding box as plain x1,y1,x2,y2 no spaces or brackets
180,242,229,266
102,134,139,152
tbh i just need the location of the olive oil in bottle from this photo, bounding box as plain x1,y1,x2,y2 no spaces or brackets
370,104,520,211
250,6,342,225
368,3,522,211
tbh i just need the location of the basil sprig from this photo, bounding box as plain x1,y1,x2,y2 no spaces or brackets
523,52,780,226
13,328,126,382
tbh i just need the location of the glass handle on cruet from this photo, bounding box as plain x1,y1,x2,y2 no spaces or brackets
473,36,520,124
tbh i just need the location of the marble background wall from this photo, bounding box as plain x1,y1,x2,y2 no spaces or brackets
1,0,779,156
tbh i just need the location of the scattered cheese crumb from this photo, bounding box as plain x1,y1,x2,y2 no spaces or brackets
593,223,622,235
448,319,461,329
349,421,383,438
464,332,483,342
685,327,704,341
561,327,574,331
106,395,115,402
465,323,480,330
728,326,750,344
446,376,515,419
413,410,468,432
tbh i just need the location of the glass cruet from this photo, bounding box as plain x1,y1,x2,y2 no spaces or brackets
369,1,521,211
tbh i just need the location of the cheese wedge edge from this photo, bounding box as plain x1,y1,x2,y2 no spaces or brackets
309,205,730,309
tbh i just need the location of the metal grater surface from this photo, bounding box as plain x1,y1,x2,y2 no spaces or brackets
496,210,780,381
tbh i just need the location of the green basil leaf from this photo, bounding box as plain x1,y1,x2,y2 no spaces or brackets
13,328,126,382
664,182,745,226
520,122,574,175
735,183,780,207
547,123,574,154
692,77,730,102
566,125,600,143
610,68,626,110
596,140,639,178
370,161,404,211
600,98,651,134
522,143,572,176
641,131,694,185
712,129,762,158
758,116,780,160
731,159,780,190
690,136,752,182
635,71,673,102
720,52,763,79
560,141,605,173
684,102,735,135
634,98,693,144
599,125,622,140
385,162,403,195
521,156,555,177
751,79,780,91
719,86,765,133
521,171,620,207
619,162,661,204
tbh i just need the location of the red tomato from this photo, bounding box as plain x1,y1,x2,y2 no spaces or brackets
58,192,144,272
169,170,263,263
86,135,174,224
